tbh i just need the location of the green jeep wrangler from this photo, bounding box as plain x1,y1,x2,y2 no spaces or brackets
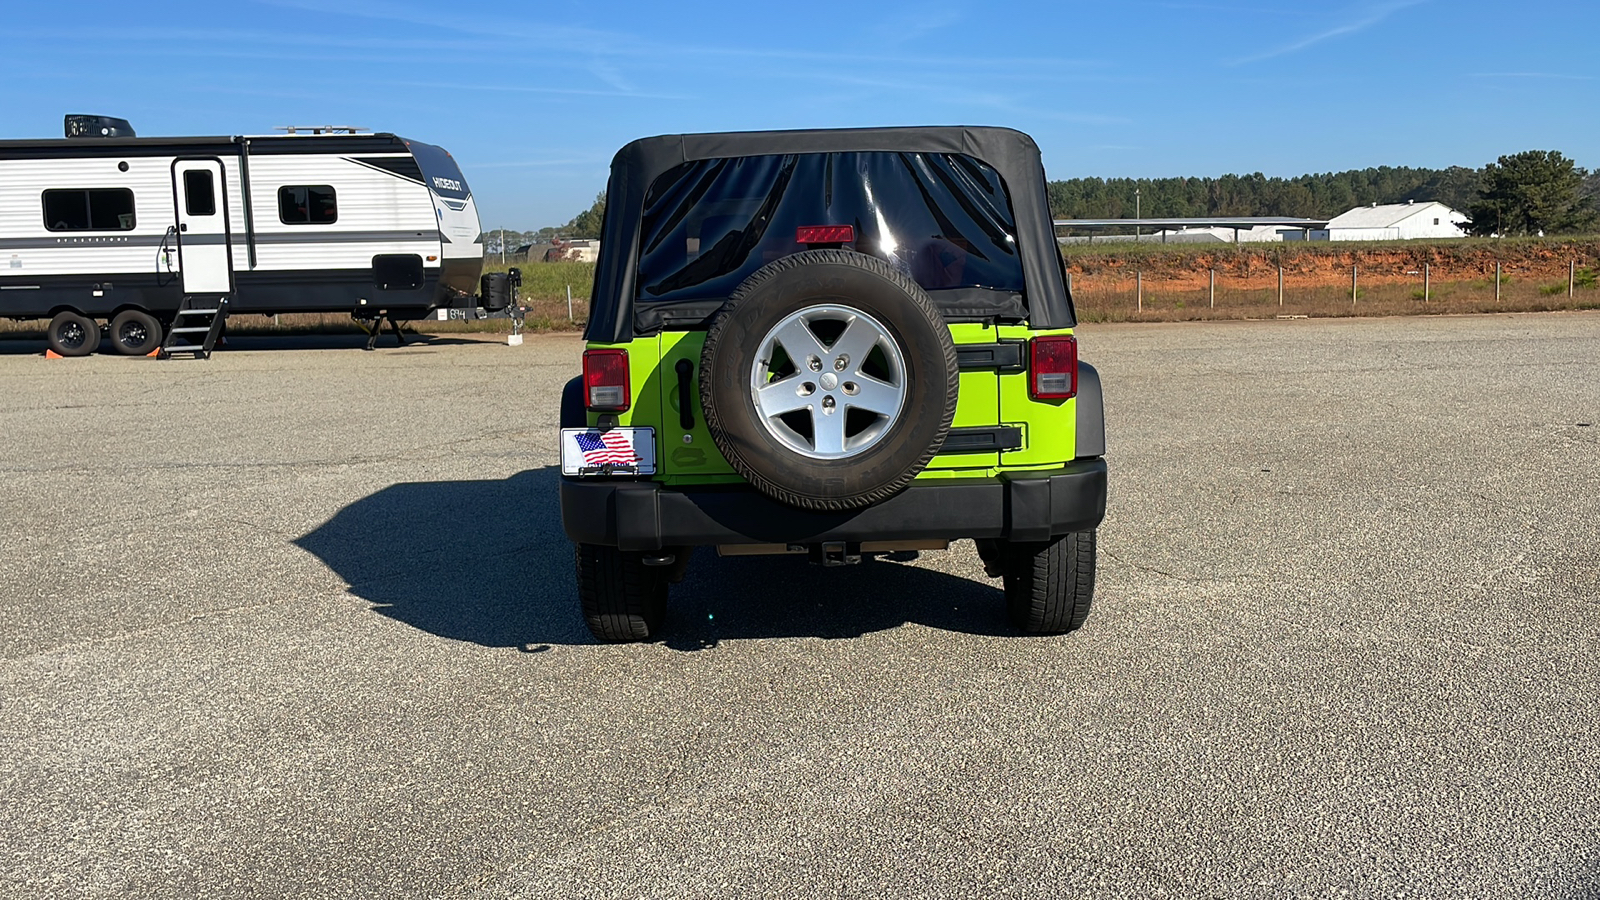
559,126,1107,641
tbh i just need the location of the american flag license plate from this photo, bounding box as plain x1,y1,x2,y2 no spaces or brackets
560,427,656,476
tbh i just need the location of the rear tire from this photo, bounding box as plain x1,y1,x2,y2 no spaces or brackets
47,311,101,357
576,544,667,642
108,309,162,356
999,531,1096,634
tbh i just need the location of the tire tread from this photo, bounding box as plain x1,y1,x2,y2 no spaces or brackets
576,544,666,642
1002,531,1096,634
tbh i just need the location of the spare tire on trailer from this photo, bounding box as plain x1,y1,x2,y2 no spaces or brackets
480,272,512,312
699,249,958,511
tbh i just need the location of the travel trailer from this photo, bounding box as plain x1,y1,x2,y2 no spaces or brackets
0,116,485,356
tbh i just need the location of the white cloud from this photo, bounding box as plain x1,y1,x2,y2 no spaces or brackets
1226,0,1428,66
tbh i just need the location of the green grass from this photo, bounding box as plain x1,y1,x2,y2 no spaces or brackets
482,259,596,302
476,259,596,331
1534,269,1595,296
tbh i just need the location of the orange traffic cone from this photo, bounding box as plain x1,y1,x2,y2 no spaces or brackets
44,349,63,359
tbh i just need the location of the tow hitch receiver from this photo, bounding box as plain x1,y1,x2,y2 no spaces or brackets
813,541,861,567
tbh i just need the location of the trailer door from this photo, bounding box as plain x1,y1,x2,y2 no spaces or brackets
171,159,233,295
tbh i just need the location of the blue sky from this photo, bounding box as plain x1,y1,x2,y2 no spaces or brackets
2,1,1594,230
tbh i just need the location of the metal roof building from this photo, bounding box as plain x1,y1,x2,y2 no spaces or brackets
1054,216,1329,244
1322,201,1468,241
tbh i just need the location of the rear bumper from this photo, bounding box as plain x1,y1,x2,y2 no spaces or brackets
559,459,1108,551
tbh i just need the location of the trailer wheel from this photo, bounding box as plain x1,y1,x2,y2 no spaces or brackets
47,311,101,357
108,310,163,356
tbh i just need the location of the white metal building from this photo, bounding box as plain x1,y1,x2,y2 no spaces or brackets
1316,201,1468,241
1146,224,1299,244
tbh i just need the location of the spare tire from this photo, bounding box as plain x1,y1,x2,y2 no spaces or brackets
480,272,511,311
699,249,958,511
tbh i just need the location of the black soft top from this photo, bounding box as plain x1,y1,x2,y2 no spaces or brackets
586,125,1074,343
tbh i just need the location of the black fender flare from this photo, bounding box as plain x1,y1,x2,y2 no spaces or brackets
560,376,585,429
1075,361,1106,459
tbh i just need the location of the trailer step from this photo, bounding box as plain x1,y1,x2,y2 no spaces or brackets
159,295,229,360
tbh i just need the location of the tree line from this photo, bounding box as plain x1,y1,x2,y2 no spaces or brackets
1049,150,1596,237
518,150,1596,246
488,191,608,253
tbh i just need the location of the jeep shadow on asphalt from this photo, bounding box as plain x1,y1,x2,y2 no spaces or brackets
294,466,1017,652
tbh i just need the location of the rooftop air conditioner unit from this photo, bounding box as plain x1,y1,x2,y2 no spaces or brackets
64,115,136,139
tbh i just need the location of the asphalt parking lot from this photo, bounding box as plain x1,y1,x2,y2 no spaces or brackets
2,313,1597,898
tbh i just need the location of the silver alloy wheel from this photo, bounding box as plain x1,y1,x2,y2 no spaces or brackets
749,304,907,459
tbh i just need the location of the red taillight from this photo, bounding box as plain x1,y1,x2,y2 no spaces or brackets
1029,335,1078,400
583,348,630,411
796,225,854,245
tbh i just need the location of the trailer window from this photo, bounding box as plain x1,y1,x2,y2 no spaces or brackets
42,188,137,232
278,185,337,225
183,170,217,217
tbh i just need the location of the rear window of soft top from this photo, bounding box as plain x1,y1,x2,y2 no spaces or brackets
636,151,1024,303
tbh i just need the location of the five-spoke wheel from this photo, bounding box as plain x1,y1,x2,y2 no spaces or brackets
750,305,907,459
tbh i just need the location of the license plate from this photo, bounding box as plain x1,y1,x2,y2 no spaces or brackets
560,427,655,476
